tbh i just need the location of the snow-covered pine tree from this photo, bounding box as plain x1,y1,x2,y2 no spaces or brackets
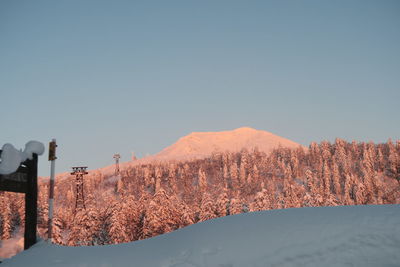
215,189,230,217
250,187,270,212
239,149,249,185
142,189,180,238
176,199,194,226
198,167,207,191
230,192,245,215
322,161,332,204
109,201,129,244
51,216,64,245
331,161,341,196
199,193,217,222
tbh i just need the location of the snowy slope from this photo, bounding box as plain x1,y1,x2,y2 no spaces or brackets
3,205,400,267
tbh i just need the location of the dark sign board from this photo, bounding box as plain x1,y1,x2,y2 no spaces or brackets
0,150,38,250
0,165,28,193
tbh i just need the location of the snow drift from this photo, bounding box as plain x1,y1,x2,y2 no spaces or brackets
2,205,400,267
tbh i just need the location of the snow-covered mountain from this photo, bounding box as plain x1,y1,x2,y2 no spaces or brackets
151,127,303,161
3,205,400,267
94,127,304,176
38,127,303,178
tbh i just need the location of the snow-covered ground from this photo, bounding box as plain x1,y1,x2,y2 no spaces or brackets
2,205,400,267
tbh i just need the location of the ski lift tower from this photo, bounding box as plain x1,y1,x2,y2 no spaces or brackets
71,166,88,213
113,154,120,176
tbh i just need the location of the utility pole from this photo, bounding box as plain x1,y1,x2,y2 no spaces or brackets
48,139,57,242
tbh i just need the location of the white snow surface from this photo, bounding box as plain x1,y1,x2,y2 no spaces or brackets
3,205,400,267
21,141,45,161
0,144,22,175
0,141,44,175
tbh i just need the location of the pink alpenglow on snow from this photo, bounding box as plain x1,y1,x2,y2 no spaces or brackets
96,127,304,176
0,141,44,175
154,127,304,161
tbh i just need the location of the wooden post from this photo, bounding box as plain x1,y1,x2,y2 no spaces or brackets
24,153,38,250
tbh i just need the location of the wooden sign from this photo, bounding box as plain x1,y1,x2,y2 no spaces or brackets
0,164,28,193
0,150,38,250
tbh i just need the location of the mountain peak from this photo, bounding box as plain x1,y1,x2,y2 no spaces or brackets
153,127,303,161
187,127,259,137
233,126,258,132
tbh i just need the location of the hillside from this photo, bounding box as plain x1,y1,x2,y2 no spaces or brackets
2,205,400,267
3,137,399,259
2,138,398,258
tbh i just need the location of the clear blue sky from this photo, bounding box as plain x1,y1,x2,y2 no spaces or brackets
1,0,399,176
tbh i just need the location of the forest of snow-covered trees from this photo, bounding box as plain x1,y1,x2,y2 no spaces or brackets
1,139,399,246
